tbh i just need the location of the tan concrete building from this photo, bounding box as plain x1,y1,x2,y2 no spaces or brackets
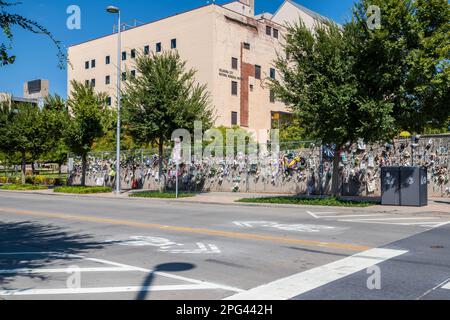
67,0,330,141
23,79,49,100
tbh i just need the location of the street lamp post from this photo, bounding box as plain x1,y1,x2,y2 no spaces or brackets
106,6,121,195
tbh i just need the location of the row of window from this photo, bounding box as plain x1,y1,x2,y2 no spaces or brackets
266,26,279,39
85,69,137,88
230,57,276,80
84,39,177,69
231,80,275,103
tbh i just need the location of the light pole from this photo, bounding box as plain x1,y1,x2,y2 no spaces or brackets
106,6,121,195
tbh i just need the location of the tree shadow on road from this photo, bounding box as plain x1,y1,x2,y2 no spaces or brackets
0,220,109,287
135,262,195,301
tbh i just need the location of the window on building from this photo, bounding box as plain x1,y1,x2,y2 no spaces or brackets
105,75,110,85
85,80,90,86
156,42,162,53
85,61,89,69
250,84,254,92
266,26,272,36
255,65,261,79
171,39,177,49
122,51,127,61
243,42,250,50
122,72,127,81
231,112,238,126
232,57,238,70
131,49,136,59
91,59,96,68
270,68,276,79
144,45,150,55
270,90,275,103
273,28,279,39
131,70,136,79
106,56,110,65
231,81,238,96
91,79,96,87
106,97,112,106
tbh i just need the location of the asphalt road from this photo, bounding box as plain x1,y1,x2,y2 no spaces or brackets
0,191,449,300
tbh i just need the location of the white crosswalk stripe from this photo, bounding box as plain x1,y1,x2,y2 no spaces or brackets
225,248,408,300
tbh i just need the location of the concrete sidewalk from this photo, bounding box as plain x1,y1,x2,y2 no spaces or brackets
0,188,449,213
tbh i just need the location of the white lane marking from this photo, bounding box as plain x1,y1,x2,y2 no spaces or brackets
0,283,221,296
431,221,450,228
306,211,319,219
320,214,388,219
270,223,335,233
105,236,221,254
224,248,408,300
416,278,450,300
233,221,336,233
338,220,446,228
307,211,338,215
0,267,132,274
161,243,221,254
233,221,273,228
105,236,179,247
0,252,243,294
342,217,441,222
71,256,242,292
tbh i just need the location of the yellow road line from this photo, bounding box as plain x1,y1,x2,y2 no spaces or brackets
0,207,371,252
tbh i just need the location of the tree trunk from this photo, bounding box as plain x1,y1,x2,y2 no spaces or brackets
21,150,26,185
81,154,87,187
158,137,165,192
331,148,341,197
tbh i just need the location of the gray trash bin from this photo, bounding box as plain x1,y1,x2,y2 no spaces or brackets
399,166,428,207
381,167,401,206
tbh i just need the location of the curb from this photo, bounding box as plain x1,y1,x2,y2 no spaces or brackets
1,189,449,213
0,189,370,210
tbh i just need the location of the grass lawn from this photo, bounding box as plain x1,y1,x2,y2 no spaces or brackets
0,184,48,191
236,196,377,207
130,191,196,199
53,186,113,194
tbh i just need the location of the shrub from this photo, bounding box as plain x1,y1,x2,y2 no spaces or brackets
0,184,47,191
34,175,46,185
53,186,113,194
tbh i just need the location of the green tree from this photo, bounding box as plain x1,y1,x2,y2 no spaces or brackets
65,81,111,186
123,51,214,185
270,21,395,195
0,103,43,183
350,0,450,133
0,0,65,67
41,94,70,175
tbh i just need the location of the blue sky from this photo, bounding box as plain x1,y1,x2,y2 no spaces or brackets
0,0,356,98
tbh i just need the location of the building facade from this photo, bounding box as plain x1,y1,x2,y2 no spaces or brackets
67,0,328,141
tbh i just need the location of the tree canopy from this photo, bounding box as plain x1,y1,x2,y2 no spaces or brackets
0,101,65,183
65,81,111,186
350,0,450,133
270,21,395,149
0,0,65,67
123,51,214,182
